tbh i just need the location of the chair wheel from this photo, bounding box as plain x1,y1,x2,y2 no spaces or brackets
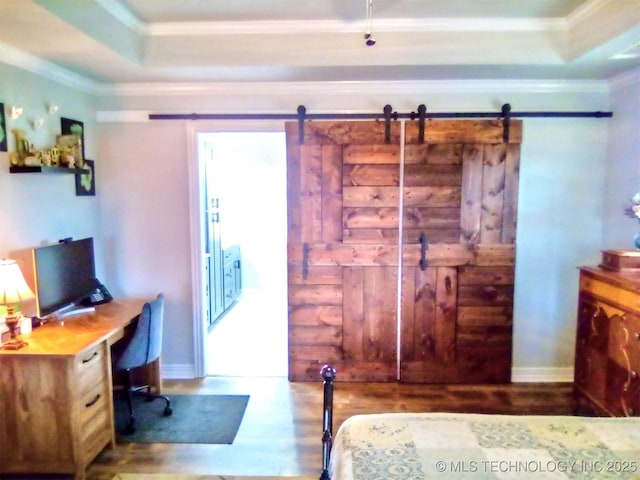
163,405,173,416
123,420,136,435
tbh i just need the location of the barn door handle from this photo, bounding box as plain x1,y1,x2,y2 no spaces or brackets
302,243,310,280
419,232,428,270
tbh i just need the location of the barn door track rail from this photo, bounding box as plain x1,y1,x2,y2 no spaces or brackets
149,103,612,144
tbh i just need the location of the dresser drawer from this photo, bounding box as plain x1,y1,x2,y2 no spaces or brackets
580,276,640,315
609,312,640,373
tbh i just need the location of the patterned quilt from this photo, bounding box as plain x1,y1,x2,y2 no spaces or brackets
329,413,640,479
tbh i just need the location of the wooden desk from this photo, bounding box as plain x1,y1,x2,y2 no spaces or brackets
0,298,151,480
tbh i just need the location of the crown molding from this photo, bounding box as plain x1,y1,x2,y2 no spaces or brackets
148,17,563,36
608,66,640,90
0,42,100,94
102,79,610,98
94,0,147,35
92,0,564,37
565,0,611,29
0,40,613,97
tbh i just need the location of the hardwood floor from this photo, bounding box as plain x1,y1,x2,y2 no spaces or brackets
2,375,576,479
84,376,575,480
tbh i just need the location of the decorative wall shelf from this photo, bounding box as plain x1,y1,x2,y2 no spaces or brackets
10,166,89,175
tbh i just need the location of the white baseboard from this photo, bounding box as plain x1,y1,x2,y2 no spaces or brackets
162,364,196,379
511,367,574,383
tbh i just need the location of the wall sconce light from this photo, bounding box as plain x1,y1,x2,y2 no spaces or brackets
9,106,23,120
47,103,59,115
32,118,44,130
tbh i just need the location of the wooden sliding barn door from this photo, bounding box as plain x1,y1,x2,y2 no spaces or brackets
399,121,521,383
286,119,522,383
286,121,401,381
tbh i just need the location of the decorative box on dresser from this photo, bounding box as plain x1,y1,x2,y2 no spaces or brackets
575,250,640,417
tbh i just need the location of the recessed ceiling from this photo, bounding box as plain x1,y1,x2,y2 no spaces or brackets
0,0,639,90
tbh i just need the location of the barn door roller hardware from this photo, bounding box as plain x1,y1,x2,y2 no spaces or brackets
415,104,427,143
383,104,396,144
149,105,613,134
502,103,511,143
297,105,306,144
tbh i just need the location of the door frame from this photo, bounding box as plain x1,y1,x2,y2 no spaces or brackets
186,120,287,377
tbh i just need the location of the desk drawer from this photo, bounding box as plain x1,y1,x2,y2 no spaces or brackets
580,276,640,315
79,381,111,466
77,343,108,395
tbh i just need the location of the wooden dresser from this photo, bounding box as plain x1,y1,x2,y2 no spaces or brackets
0,299,145,480
575,261,640,416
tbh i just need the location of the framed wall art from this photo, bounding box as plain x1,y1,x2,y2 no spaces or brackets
60,117,85,160
0,103,7,152
75,159,95,196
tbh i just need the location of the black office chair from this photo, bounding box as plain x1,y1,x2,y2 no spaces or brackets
114,293,172,434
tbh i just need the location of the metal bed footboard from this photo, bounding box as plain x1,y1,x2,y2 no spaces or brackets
320,365,337,480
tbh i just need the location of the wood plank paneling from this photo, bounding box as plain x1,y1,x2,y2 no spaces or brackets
343,267,365,360
404,164,462,187
343,164,399,186
435,267,457,362
344,228,398,244
321,145,343,242
343,207,399,229
288,265,342,285
481,144,506,244
343,186,399,207
288,284,342,306
404,119,522,144
299,144,322,243
289,305,343,326
404,143,463,165
344,144,400,164
502,144,521,244
363,266,398,362
460,144,483,244
404,186,461,207
287,119,521,383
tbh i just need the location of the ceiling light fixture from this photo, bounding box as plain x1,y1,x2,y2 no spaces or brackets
364,0,376,47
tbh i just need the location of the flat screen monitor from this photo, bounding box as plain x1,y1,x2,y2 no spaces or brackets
32,237,97,318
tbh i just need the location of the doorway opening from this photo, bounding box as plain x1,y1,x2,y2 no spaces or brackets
198,131,288,377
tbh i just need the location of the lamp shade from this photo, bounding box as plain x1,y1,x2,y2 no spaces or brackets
0,259,34,305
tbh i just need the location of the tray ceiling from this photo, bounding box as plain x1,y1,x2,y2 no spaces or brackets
0,0,638,88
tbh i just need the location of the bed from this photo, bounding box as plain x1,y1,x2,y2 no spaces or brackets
319,366,640,480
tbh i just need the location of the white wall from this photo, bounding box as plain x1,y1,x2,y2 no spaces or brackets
603,72,640,248
0,63,102,314
4,60,638,380
94,81,615,380
97,121,194,367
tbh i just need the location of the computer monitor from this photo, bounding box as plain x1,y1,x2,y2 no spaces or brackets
32,237,97,318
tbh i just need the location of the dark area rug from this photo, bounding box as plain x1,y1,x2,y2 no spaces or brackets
114,394,249,444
